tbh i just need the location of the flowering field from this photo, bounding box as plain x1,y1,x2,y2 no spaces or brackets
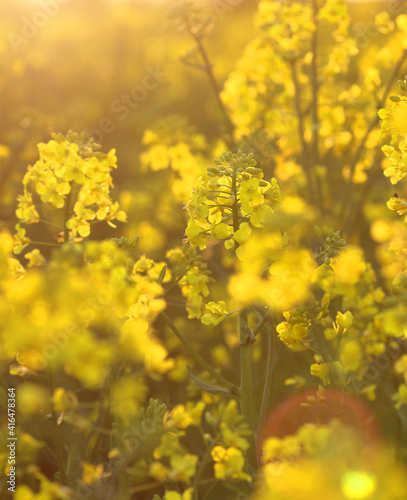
1,0,407,499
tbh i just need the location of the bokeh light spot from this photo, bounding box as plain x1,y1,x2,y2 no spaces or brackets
341,470,377,499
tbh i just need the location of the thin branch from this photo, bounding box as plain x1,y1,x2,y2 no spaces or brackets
163,267,189,297
160,311,239,395
184,16,235,141
192,431,221,500
38,218,64,231
251,310,272,338
64,186,73,243
30,241,60,247
48,369,67,484
311,0,324,213
290,59,317,203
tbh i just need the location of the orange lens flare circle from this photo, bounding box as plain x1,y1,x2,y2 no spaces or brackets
257,388,382,463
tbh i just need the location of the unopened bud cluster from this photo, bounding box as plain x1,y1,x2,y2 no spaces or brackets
314,226,346,266
111,236,140,249
209,150,260,178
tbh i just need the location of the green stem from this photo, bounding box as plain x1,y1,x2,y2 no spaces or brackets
64,186,73,243
88,381,110,461
118,466,130,500
257,324,274,437
290,59,316,204
251,310,272,339
65,435,82,478
163,267,189,296
230,164,257,469
202,480,220,500
239,310,258,469
311,0,324,214
192,431,221,500
30,241,60,247
48,369,67,484
160,312,239,395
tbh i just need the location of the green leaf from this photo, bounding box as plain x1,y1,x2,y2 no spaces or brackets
157,265,167,284
186,365,231,395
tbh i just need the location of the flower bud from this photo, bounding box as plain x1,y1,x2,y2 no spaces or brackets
207,166,219,174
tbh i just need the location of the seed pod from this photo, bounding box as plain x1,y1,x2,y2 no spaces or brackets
207,166,219,174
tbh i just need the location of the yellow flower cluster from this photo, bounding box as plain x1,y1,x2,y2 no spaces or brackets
276,296,330,352
277,318,310,352
1,239,172,388
185,151,281,253
149,402,204,484
148,399,253,492
140,117,208,201
379,78,407,410
310,361,346,386
166,245,215,319
379,81,407,222
14,132,126,256
206,400,252,452
211,445,251,482
201,301,228,326
393,355,407,409
382,142,407,185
